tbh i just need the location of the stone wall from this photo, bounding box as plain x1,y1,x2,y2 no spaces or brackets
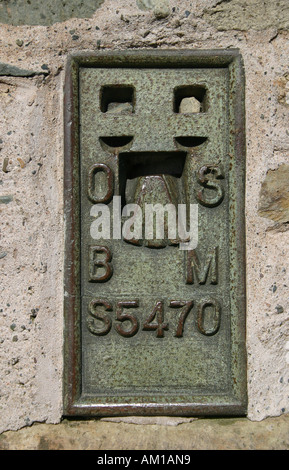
0,0,289,437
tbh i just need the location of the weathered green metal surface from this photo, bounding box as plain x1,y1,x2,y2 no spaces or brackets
63,50,247,416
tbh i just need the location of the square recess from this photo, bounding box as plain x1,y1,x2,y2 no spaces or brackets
100,85,135,113
174,85,207,113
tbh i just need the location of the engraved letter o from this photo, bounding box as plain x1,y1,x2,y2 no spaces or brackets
88,163,113,204
196,300,221,336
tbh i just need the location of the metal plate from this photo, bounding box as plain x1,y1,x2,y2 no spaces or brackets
63,50,247,416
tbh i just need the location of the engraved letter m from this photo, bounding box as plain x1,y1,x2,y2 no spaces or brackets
186,246,218,285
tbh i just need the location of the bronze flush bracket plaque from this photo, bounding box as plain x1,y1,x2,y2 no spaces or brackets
63,50,247,417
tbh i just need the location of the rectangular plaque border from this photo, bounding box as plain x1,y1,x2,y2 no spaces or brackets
63,49,247,417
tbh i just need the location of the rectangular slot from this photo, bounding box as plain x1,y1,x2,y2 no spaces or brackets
100,85,135,113
174,85,207,113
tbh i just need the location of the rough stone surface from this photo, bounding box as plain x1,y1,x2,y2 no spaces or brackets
0,415,289,450
107,102,134,114
137,0,170,18
0,62,49,77
0,0,288,439
204,0,289,32
0,73,64,432
153,0,171,19
258,164,289,230
276,73,289,106
179,97,201,113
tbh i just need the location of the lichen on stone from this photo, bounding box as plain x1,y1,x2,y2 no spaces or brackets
0,0,105,26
